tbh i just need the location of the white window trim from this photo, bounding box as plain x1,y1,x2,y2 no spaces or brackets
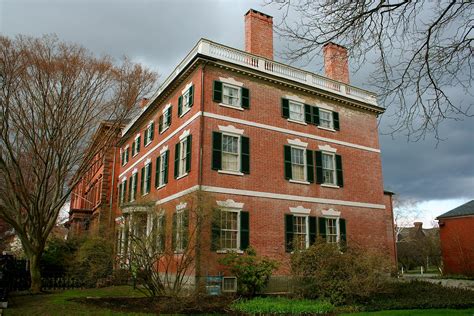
293,214,310,249
289,145,308,183
321,151,337,186
142,162,151,196
157,151,167,189
174,208,186,253
218,125,244,135
220,82,243,109
321,209,341,244
144,122,154,147
220,132,241,174
287,118,308,126
162,103,171,114
179,83,193,117
221,276,238,292
289,206,311,215
288,100,305,123
217,208,241,252
287,138,308,148
179,129,190,141
325,217,340,243
177,137,188,178
318,126,336,132
318,145,337,153
319,108,334,130
219,77,244,87
159,145,168,155
132,137,140,157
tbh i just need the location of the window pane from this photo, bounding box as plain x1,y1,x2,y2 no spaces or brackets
322,153,335,184
326,218,338,243
179,140,187,176
222,135,239,171
223,85,240,107
221,211,239,249
293,216,307,249
291,148,305,181
319,110,333,128
289,101,303,121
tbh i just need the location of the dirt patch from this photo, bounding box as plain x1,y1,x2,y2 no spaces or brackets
70,295,235,314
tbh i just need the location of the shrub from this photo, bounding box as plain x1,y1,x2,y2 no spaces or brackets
231,297,334,314
291,240,391,305
218,247,278,296
69,237,114,287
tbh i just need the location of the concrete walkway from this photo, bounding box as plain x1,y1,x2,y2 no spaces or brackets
401,273,474,291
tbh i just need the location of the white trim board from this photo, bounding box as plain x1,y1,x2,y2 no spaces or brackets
119,111,202,178
201,185,385,210
146,184,385,210
203,112,381,153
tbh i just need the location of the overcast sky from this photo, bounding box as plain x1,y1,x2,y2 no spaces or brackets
1,0,472,226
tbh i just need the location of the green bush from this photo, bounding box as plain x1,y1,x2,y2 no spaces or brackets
41,236,82,277
218,247,278,296
69,237,114,287
231,297,334,314
291,240,391,305
365,280,474,311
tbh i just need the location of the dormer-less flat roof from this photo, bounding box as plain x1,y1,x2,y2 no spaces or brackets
123,38,383,137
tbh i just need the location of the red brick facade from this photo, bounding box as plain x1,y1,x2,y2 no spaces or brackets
438,216,474,276
76,9,397,281
323,43,350,84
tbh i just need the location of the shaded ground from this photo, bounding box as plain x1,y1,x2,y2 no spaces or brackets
70,295,234,314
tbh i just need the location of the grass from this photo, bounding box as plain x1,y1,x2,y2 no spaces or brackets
342,308,474,315
231,297,334,314
5,286,152,316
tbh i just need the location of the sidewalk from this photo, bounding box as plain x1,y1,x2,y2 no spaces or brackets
401,273,474,291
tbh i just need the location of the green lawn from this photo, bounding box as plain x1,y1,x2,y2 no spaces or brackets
343,308,474,316
5,286,152,316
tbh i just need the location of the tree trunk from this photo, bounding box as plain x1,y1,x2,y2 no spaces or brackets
29,253,42,293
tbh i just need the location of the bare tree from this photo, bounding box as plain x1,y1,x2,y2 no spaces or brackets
267,0,473,140
393,195,420,237
0,34,157,292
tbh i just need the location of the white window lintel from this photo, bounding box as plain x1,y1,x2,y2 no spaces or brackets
132,168,138,174
218,125,244,135
162,103,171,113
290,206,311,215
217,199,244,209
159,145,169,155
144,158,151,165
288,138,308,148
176,202,187,211
135,133,140,139
321,209,341,218
219,77,244,87
318,144,337,153
179,129,190,140
181,82,193,94
285,95,306,104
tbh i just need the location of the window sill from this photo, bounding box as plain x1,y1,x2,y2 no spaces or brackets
216,249,244,254
289,179,310,185
144,141,152,147
218,170,244,176
160,126,170,134
142,192,149,197
318,126,336,132
132,153,139,158
287,118,307,126
156,184,166,190
179,107,191,118
176,173,188,180
219,103,244,111
321,183,340,189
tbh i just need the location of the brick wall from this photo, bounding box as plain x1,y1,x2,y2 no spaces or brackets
439,216,474,275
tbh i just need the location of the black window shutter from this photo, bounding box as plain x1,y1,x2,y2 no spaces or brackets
240,211,250,250
306,150,314,183
241,87,250,109
146,163,152,192
318,217,327,239
304,104,312,124
137,136,141,152
155,156,161,188
309,216,317,245
285,214,294,252
172,212,177,251
336,154,343,187
213,81,222,103
123,180,127,203
150,122,154,141
159,215,166,252
212,132,222,170
186,135,192,173
340,218,347,244
315,151,323,184
125,148,129,162
128,177,133,201
211,209,221,251
174,142,180,178
121,151,125,165
164,151,169,184
133,173,138,198
333,112,340,130
284,145,292,180
241,136,250,174
140,167,145,195
178,95,183,116
167,106,172,125
281,98,290,118
312,106,320,126
158,115,163,133
188,85,194,107
132,143,136,157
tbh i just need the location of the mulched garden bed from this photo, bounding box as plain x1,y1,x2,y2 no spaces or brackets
70,295,235,314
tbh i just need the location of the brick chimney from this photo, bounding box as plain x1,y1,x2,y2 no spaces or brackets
414,222,423,230
139,98,149,108
323,42,349,84
245,9,273,59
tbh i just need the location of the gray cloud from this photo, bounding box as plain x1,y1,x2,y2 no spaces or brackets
2,0,473,203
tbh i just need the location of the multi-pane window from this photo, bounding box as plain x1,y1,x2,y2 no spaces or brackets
222,134,240,172
322,153,336,185
158,153,167,187
129,173,137,202
142,163,151,195
178,139,188,177
319,109,334,129
119,180,127,205
289,101,304,122
144,122,154,146
222,84,240,107
293,216,308,250
121,147,129,165
175,210,185,252
132,136,140,156
159,107,172,133
221,210,239,250
326,218,338,243
291,147,305,181
182,90,191,114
